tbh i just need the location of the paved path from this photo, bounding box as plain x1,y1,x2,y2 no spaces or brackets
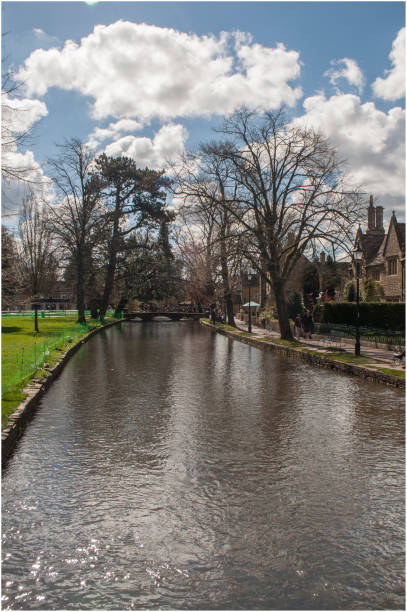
234,318,405,370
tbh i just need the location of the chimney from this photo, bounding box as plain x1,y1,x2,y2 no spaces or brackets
367,194,375,231
375,206,384,232
319,252,325,264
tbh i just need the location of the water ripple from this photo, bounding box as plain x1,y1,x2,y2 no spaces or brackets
2,322,405,610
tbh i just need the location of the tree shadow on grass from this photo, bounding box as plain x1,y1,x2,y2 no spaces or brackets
2,327,22,333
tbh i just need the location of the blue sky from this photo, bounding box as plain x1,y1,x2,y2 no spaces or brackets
2,1,405,221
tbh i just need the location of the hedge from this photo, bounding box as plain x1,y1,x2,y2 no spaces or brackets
313,302,405,331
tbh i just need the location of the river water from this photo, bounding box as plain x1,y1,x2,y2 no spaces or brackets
2,322,405,610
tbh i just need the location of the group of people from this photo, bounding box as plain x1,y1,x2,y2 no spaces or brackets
294,310,314,339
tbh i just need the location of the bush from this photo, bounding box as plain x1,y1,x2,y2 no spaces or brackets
362,279,384,302
258,307,276,324
343,280,355,302
313,301,405,331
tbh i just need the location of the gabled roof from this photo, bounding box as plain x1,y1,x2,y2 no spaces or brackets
395,222,405,253
366,237,385,267
358,231,386,265
382,214,405,258
365,215,405,267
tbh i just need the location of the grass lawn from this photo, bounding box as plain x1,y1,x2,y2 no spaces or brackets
322,352,375,364
2,314,116,428
267,337,302,348
376,367,405,379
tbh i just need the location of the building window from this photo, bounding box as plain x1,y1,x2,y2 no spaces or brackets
387,258,398,275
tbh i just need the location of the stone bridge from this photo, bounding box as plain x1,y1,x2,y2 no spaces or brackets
124,311,207,322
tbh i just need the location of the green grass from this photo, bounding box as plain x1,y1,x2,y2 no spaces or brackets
376,368,405,379
322,352,375,364
218,323,238,332
266,337,302,348
2,314,115,428
2,388,30,428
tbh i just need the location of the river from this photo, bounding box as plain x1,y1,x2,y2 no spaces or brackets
1,321,405,610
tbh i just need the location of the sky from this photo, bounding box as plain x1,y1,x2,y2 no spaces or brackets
1,0,405,225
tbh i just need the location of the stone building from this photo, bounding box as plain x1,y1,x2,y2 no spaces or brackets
354,196,405,302
240,253,310,313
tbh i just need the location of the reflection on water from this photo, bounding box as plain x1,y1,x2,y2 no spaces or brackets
2,322,405,610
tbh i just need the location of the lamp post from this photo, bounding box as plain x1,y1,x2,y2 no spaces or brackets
353,243,363,356
247,268,255,333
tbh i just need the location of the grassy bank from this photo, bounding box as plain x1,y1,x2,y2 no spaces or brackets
2,314,116,428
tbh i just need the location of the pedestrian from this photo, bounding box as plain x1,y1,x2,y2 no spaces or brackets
294,313,303,338
302,309,314,339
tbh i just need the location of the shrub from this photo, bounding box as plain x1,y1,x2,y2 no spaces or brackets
313,301,405,331
343,280,355,302
362,279,384,302
258,307,276,324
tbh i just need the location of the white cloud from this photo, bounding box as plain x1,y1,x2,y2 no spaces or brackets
32,28,59,43
2,94,50,218
2,94,48,137
86,118,144,149
292,93,405,216
372,27,405,101
104,123,188,171
324,58,365,93
17,21,303,121
2,150,54,219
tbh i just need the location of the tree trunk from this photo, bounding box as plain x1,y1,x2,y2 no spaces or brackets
260,259,268,308
76,254,86,324
272,278,293,340
100,244,117,317
100,195,121,317
219,212,235,327
34,307,39,333
219,253,235,327
225,294,235,326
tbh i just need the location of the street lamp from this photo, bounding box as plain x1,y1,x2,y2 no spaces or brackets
353,243,363,356
247,268,256,333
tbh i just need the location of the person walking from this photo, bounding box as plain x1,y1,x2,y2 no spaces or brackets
302,309,314,339
294,314,303,338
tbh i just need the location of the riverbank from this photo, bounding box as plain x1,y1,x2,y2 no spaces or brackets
201,319,405,389
2,318,123,465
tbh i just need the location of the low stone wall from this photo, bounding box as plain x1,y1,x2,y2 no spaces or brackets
201,321,405,390
2,319,123,466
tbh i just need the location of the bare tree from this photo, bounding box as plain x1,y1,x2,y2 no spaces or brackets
175,181,246,325
47,139,104,324
175,109,364,339
1,66,49,191
18,192,57,331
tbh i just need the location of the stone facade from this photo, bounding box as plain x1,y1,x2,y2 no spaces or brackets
355,196,405,302
240,253,310,312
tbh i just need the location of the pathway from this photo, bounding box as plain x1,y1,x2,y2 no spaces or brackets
234,318,405,371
